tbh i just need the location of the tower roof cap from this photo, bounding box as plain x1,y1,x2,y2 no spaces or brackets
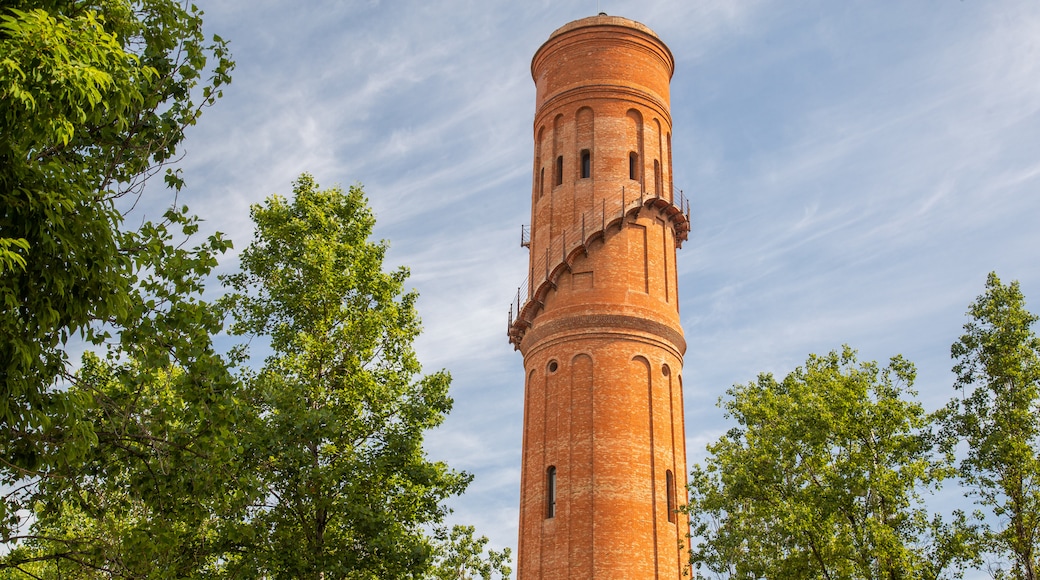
544,14,662,43
533,14,673,82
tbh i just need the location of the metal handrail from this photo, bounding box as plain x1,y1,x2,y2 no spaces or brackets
508,188,691,340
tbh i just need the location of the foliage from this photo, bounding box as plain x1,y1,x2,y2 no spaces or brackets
0,208,245,577
1,0,505,575
0,0,233,509
686,347,975,579
940,273,1040,579
426,525,512,580
220,174,479,579
1,184,510,578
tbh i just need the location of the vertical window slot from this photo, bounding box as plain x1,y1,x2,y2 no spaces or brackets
666,470,676,523
547,466,557,518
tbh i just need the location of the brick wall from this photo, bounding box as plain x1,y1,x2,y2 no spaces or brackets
516,14,692,580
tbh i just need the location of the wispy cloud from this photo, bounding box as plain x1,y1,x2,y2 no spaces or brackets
148,0,1040,562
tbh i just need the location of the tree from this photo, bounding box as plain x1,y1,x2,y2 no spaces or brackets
686,347,974,579
0,0,233,516
221,174,486,579
940,273,1040,579
0,208,249,577
426,525,512,580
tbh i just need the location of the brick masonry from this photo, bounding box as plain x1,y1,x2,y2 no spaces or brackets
515,14,691,579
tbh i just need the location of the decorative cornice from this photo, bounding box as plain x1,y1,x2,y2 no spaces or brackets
520,312,686,359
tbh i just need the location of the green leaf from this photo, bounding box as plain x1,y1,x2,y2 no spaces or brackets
688,347,978,579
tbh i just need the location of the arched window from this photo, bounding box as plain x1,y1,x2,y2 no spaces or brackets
666,470,676,523
580,150,591,179
546,466,557,518
555,156,563,186
629,152,639,181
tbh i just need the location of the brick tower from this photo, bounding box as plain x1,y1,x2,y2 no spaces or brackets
507,14,692,579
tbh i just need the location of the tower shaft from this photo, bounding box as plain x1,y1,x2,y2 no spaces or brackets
511,15,691,579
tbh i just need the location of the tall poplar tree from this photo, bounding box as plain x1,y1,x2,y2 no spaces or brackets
221,175,482,579
942,273,1040,579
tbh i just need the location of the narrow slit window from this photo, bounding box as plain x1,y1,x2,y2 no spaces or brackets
547,466,557,518
654,160,662,197
539,167,545,198
580,150,591,179
629,152,639,180
666,470,676,523
555,156,563,186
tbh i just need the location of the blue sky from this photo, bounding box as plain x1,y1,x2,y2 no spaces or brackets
150,0,1040,570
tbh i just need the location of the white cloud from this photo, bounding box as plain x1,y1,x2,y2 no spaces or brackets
137,0,1040,564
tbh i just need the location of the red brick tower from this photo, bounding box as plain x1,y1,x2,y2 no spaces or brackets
508,14,691,579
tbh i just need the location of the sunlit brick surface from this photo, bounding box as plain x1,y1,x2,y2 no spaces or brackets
515,14,691,579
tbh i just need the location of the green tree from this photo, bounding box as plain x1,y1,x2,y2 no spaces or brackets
221,174,485,579
0,0,233,515
940,273,1040,579
687,347,974,579
0,208,248,577
426,525,512,580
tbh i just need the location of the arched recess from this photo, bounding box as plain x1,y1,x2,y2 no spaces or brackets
518,367,538,563
652,118,663,197
630,355,658,565
524,368,537,411
535,126,545,200
676,374,688,507
666,132,673,202
662,363,677,526
576,107,594,180
552,114,564,188
569,353,594,572
625,109,644,188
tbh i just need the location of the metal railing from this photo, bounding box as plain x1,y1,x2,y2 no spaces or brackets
508,188,690,345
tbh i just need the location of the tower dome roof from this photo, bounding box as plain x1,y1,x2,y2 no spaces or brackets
544,13,662,43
